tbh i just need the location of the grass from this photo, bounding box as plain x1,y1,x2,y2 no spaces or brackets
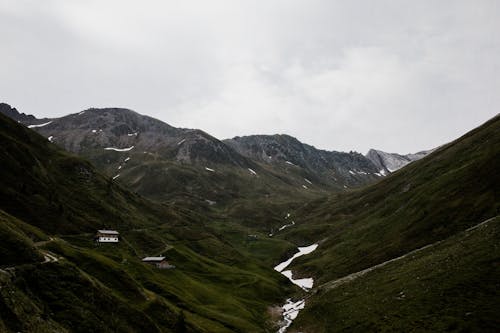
292,217,500,332
0,210,43,267
268,115,500,330
0,112,293,332
280,114,500,284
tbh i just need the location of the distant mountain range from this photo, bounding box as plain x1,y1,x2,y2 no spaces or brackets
0,103,430,206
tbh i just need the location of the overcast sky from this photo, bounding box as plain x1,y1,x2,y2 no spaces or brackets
1,1,499,153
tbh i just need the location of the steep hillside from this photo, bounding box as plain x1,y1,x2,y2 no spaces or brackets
275,114,500,331
293,217,499,332
0,109,173,234
366,148,434,174
0,112,294,332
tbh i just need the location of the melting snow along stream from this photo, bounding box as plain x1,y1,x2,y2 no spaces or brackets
274,244,318,332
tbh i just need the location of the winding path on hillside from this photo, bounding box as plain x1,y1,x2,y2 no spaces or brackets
0,237,60,275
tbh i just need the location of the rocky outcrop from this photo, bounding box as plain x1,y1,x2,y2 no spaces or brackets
224,134,381,184
366,148,434,174
0,103,50,125
25,107,251,167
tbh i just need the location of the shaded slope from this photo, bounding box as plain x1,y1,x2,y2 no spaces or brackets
284,114,499,283
0,111,170,234
293,217,500,332
0,112,293,332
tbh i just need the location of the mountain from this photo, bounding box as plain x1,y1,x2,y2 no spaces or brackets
366,148,434,174
0,103,50,125
17,106,249,166
225,134,381,187
0,111,295,332
277,114,500,331
1,100,499,332
0,104,383,208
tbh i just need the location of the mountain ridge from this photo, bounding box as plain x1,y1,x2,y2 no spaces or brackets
0,103,384,206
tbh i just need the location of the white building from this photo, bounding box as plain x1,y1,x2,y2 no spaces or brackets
96,230,119,243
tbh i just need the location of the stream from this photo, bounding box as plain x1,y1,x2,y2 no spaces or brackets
274,243,318,332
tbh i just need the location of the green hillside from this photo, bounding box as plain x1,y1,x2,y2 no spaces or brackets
276,115,500,330
283,114,500,281
293,217,500,332
0,112,293,332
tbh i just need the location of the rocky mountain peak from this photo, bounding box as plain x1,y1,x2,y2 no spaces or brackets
366,148,434,174
224,134,381,185
16,106,251,167
0,103,49,124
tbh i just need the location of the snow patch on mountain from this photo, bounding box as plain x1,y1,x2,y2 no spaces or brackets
278,299,306,333
105,146,135,152
274,244,318,272
28,121,52,128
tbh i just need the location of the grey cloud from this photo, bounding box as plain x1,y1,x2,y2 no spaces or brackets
1,0,499,153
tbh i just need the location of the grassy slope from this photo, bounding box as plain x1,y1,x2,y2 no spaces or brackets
0,113,292,332
0,210,43,267
282,114,500,282
265,115,500,331
84,147,330,216
293,217,500,332
0,112,170,235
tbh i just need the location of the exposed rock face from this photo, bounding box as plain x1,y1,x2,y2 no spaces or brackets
224,134,380,182
0,103,50,125
17,107,251,167
366,149,434,174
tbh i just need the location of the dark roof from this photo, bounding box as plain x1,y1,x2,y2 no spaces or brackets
97,230,119,235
